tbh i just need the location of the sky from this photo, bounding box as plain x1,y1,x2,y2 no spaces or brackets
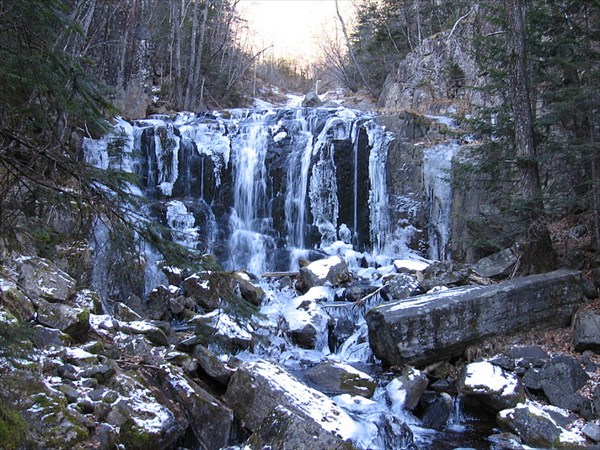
236,0,355,66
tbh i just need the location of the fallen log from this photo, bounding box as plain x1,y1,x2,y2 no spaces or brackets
365,270,588,367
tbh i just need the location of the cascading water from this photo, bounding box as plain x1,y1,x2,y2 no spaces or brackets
106,107,396,275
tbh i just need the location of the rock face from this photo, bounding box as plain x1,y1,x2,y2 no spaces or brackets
366,270,587,367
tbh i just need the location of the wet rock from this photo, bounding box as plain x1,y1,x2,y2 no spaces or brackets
497,402,587,449
306,361,377,397
472,248,517,279
223,359,360,444
385,367,429,412
383,273,422,300
457,361,525,412
366,270,586,367
336,282,379,302
37,300,90,340
420,392,453,430
298,256,352,291
573,309,600,352
329,316,355,352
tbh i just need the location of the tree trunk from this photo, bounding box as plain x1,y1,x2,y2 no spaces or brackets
184,0,199,110
504,0,556,274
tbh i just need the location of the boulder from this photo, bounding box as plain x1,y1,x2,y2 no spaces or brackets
36,300,90,340
15,256,76,303
192,311,254,353
538,355,589,413
472,248,518,279
146,285,176,320
419,392,453,430
506,345,549,368
283,288,330,350
497,402,587,449
383,273,422,300
117,320,170,347
417,261,470,291
573,309,600,352
192,344,235,386
246,406,355,450
0,277,34,320
232,271,265,306
366,270,587,367
299,256,352,291
305,361,377,397
183,273,222,311
457,361,525,412
385,366,429,412
301,92,323,108
162,366,233,450
223,360,359,445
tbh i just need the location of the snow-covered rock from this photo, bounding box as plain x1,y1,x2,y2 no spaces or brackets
497,401,588,449
299,256,352,291
306,360,377,397
458,361,525,412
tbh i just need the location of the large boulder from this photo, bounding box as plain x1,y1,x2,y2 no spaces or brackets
366,270,587,367
223,360,359,447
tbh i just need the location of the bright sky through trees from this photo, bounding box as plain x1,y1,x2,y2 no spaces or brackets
236,0,354,66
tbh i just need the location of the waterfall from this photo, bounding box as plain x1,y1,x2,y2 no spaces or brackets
423,142,459,260
85,107,394,276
